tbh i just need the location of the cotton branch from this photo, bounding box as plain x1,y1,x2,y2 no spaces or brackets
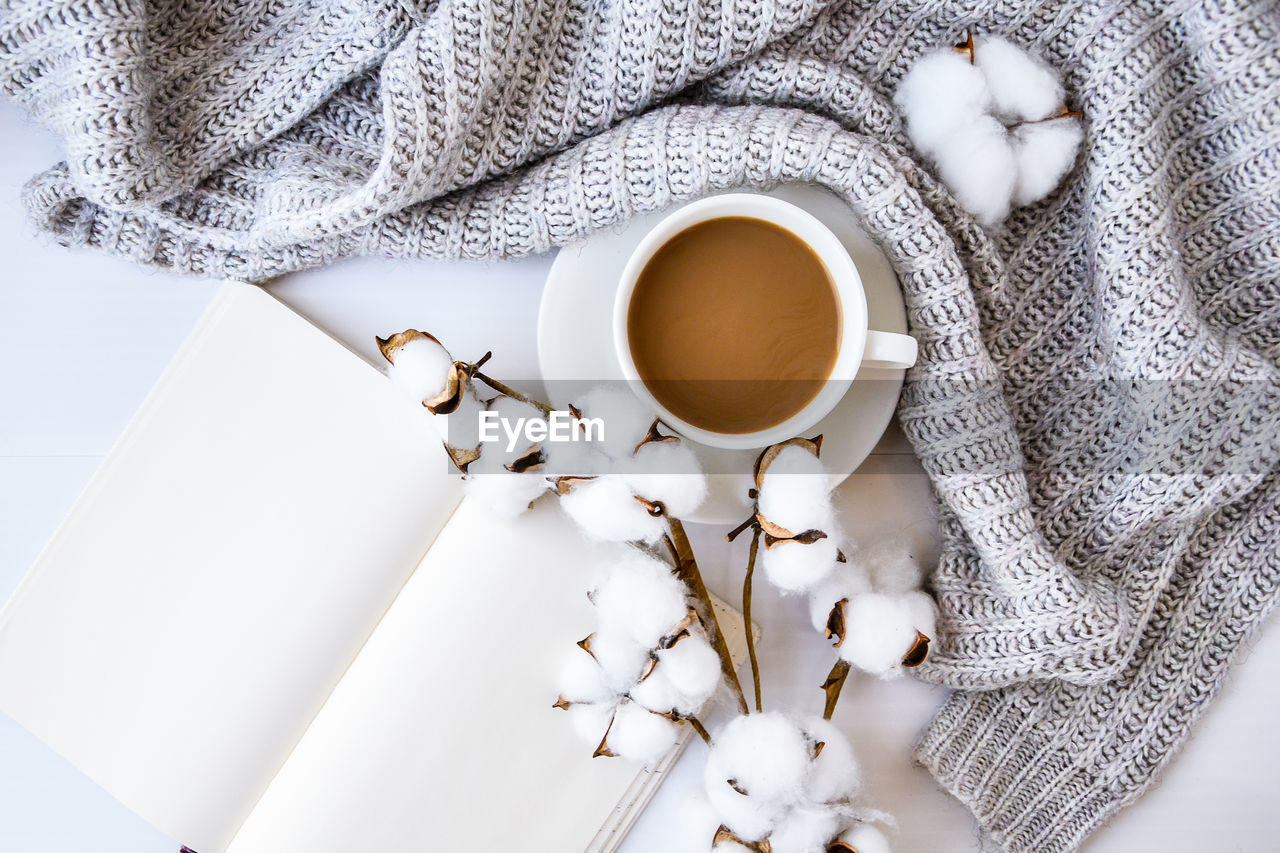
742,525,763,713
460,351,554,415
667,518,749,716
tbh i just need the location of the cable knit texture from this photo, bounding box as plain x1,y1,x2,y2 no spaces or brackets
4,1,1280,850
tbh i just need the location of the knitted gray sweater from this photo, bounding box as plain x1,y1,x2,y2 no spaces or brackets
4,0,1279,850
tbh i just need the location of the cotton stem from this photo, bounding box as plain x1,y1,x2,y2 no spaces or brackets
743,525,763,713
462,352,554,415
686,715,713,745
724,514,756,543
667,517,749,716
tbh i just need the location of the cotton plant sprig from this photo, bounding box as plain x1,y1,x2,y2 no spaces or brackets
377,328,748,741
553,505,751,760
377,329,549,467
702,438,934,853
555,548,724,760
724,436,935,715
543,387,748,730
809,540,936,696
705,713,891,853
724,435,846,713
378,329,938,853
894,33,1085,225
757,438,935,711
472,380,740,728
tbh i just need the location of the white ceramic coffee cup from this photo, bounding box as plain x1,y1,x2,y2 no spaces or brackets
613,193,918,450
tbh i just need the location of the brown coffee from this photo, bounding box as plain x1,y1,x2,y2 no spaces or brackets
627,216,841,434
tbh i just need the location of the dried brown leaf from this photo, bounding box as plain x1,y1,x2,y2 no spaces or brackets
505,446,546,473
902,631,931,668
554,475,596,496
634,417,679,454
445,444,481,473
763,528,828,549
825,599,848,647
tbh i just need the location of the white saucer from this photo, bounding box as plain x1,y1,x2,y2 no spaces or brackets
536,183,908,524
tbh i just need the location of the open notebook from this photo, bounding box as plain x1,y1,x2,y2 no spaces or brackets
0,281,748,853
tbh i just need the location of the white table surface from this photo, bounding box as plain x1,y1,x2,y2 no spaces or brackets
2,96,1278,853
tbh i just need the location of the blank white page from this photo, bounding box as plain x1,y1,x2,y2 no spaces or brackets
226,499,685,853
0,282,462,853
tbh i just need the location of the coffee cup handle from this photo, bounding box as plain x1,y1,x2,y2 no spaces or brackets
862,330,918,370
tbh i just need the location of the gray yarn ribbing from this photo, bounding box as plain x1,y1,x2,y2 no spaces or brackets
5,1,1280,851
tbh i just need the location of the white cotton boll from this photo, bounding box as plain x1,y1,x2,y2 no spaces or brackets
905,589,938,645
762,535,841,594
574,385,658,461
386,334,455,405
482,395,546,463
588,628,654,691
592,550,689,648
542,437,611,478
762,443,829,479
839,593,925,678
559,647,614,705
896,38,1075,226
629,666,682,714
932,113,1017,226
658,633,722,711
809,594,839,637
561,475,666,543
704,714,809,841
894,49,992,155
703,776,785,844
834,823,891,853
706,713,810,807
973,35,1065,123
680,791,723,847
768,805,842,853
568,700,616,746
807,565,872,635
478,473,551,511
435,384,486,453
606,701,680,764
800,717,862,804
623,441,708,519
863,540,923,595
464,470,550,519
1011,117,1084,207
758,446,836,535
